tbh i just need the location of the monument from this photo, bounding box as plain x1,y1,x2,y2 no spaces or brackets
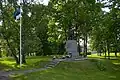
65,27,79,59
65,40,79,58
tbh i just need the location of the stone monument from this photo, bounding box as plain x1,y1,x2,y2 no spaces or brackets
65,40,79,58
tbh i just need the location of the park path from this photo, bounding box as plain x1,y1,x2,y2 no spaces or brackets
0,59,61,80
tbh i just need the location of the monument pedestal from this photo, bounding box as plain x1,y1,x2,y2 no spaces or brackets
65,40,79,58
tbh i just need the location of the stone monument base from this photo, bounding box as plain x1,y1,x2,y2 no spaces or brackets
65,40,79,58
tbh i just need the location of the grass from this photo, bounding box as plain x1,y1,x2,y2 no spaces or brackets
88,53,120,65
12,59,120,80
1,54,120,80
88,53,120,59
12,54,120,80
0,56,52,71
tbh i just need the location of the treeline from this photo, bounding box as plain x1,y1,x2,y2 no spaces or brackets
0,0,120,64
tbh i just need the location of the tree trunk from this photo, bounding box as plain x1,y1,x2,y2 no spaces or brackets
78,40,81,54
104,47,107,58
21,0,28,64
100,53,101,56
0,48,2,58
107,44,110,60
84,34,87,57
6,48,9,57
100,49,102,56
83,37,85,56
6,39,19,64
22,54,26,64
115,51,117,57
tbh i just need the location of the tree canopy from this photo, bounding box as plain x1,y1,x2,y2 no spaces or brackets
0,0,120,64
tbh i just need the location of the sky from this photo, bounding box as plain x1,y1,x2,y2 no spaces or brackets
100,0,111,12
36,0,50,6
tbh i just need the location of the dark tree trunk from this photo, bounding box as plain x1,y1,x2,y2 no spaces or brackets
6,52,9,57
12,52,19,64
100,49,102,56
21,0,28,64
64,27,67,40
29,53,32,56
2,31,19,64
83,34,87,57
108,49,110,60
115,51,117,57
0,48,2,58
0,54,2,58
104,47,107,58
21,32,26,64
6,39,19,64
83,37,86,56
107,44,110,60
78,41,81,54
100,53,101,56
6,48,9,57
22,54,26,64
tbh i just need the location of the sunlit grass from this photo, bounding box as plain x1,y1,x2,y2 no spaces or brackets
12,59,120,80
0,56,51,71
88,53,120,59
88,53,104,58
88,53,120,69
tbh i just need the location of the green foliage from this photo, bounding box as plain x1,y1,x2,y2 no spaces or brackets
90,0,120,58
0,0,120,64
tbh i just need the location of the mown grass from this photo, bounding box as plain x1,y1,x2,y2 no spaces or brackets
12,55,120,80
88,53,120,58
0,56,52,71
88,53,120,65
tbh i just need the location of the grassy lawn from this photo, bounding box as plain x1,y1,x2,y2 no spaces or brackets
88,53,120,65
12,54,120,80
88,53,120,58
0,56,52,71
